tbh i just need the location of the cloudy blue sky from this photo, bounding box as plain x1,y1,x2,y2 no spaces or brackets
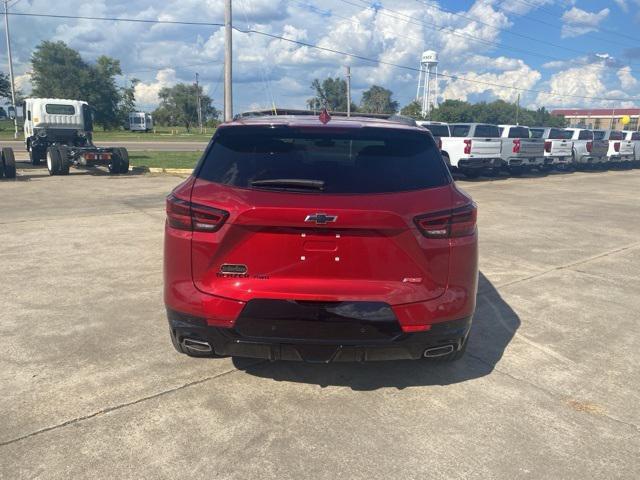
2,0,640,113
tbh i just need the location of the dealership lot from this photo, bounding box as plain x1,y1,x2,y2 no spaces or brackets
1,167,639,479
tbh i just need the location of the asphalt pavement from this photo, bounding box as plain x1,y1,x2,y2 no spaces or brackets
0,167,639,479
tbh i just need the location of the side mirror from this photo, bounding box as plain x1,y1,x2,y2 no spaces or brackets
8,106,16,120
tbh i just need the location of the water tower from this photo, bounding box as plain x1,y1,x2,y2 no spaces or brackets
416,50,439,117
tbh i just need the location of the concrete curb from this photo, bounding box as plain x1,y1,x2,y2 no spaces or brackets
130,166,193,174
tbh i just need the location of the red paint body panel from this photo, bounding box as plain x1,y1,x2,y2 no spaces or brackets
164,120,478,334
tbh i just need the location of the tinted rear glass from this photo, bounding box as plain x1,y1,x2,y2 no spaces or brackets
474,125,500,138
609,131,624,140
45,104,76,115
549,129,572,140
506,127,530,138
198,126,450,194
578,130,593,140
592,130,606,140
530,128,544,139
451,125,471,137
424,125,449,137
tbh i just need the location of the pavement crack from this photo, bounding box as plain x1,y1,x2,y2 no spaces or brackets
0,360,265,448
484,241,640,293
467,353,640,433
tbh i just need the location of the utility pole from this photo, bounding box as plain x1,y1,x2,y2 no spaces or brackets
195,72,203,134
345,66,351,118
4,0,18,139
515,93,520,126
224,0,233,122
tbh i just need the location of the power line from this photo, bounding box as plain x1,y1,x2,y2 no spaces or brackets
3,10,637,102
410,0,631,50
341,0,640,70
505,0,640,44
298,0,630,75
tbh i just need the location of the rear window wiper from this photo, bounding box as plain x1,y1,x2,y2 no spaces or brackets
250,179,325,190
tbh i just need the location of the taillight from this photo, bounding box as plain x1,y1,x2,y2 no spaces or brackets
544,140,552,153
512,139,521,153
414,203,477,239
166,194,229,232
614,142,620,152
463,139,472,154
586,141,592,153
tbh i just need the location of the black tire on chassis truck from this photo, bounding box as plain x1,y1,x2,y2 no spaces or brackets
109,147,130,174
1,147,17,179
46,146,70,176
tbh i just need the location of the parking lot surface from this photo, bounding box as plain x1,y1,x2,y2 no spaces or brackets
1,167,639,479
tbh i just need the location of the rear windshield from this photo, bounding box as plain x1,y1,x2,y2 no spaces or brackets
424,125,449,137
549,128,572,140
450,125,471,137
506,127,530,138
592,130,606,140
578,130,593,140
474,125,500,138
198,126,450,194
45,104,76,115
609,131,624,140
530,128,544,139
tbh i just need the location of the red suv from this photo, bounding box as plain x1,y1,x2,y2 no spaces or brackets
164,114,478,362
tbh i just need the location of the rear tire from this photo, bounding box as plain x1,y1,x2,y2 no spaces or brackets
117,147,129,173
109,148,129,174
46,146,61,175
463,170,481,179
1,147,16,179
56,146,70,175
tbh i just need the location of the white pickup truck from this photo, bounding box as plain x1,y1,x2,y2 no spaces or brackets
565,128,608,169
497,125,545,174
441,123,502,178
416,121,450,166
529,127,573,170
597,129,634,166
622,130,640,167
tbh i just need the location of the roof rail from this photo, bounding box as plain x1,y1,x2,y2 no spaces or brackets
234,109,416,126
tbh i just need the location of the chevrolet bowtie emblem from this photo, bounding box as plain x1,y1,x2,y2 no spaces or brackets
305,213,337,225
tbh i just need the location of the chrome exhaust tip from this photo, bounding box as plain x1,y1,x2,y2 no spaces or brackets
182,338,213,354
423,344,455,358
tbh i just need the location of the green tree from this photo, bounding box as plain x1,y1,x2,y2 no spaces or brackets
428,99,566,127
118,78,139,126
359,85,398,114
1,72,11,100
31,41,123,128
400,100,426,119
307,77,355,112
153,83,219,131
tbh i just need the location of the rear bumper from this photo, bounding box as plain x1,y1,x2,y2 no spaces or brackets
457,157,497,169
504,156,545,167
546,155,571,165
168,308,472,362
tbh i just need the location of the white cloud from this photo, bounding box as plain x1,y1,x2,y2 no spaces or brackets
4,0,636,113
614,0,628,12
134,69,177,106
441,57,541,103
561,7,610,38
617,66,638,90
